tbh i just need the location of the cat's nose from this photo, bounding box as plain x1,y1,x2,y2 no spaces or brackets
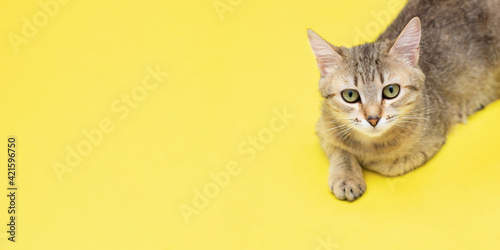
366,116,380,127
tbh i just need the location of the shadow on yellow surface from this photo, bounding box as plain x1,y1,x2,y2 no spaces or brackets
1,0,499,249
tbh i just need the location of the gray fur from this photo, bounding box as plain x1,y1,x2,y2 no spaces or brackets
309,0,500,201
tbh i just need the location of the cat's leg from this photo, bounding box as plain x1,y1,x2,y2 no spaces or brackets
365,137,445,176
327,147,366,201
368,152,428,177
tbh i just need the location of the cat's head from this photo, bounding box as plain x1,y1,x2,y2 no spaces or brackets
308,17,425,137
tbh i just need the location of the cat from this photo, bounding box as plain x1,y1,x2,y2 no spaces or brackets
307,0,500,201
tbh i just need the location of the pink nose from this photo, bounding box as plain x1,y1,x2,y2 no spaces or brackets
367,117,380,127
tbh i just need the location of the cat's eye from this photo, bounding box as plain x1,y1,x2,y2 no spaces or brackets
382,84,400,99
341,89,360,103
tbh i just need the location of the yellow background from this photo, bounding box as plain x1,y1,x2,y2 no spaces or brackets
1,0,500,249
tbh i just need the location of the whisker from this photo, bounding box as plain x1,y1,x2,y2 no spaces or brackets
330,118,355,121
393,124,414,133
398,116,427,120
324,123,351,132
339,127,354,145
318,124,351,140
398,105,442,116
396,121,421,126
333,126,353,138
317,123,352,138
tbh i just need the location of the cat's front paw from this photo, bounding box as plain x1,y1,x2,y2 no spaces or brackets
329,175,367,201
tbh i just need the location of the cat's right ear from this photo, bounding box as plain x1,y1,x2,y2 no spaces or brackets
389,17,421,67
307,29,343,77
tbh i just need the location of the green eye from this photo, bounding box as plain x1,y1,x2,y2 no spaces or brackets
382,84,400,99
341,89,360,103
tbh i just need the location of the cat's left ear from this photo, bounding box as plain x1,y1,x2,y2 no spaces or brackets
307,29,343,77
389,17,421,67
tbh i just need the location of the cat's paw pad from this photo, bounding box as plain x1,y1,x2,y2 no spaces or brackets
330,176,366,201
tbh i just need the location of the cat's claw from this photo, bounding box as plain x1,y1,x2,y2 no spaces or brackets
330,177,366,201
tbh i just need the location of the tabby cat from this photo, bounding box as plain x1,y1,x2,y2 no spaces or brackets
307,0,500,201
